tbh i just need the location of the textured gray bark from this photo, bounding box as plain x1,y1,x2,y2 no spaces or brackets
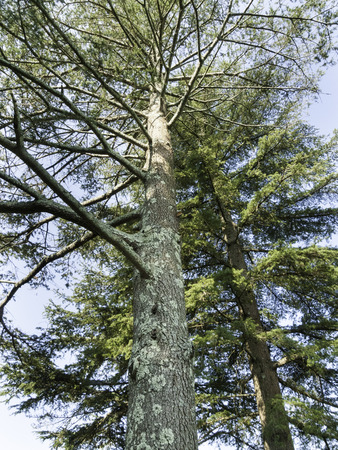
222,209,294,450
125,90,198,449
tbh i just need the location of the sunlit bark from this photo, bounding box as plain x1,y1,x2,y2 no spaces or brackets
126,88,197,448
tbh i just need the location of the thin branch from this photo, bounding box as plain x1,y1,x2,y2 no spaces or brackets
2,102,150,277
228,11,335,26
168,0,251,127
279,377,338,408
0,233,92,320
0,209,141,320
0,199,86,225
162,1,186,90
0,171,41,199
0,175,139,251
0,57,147,180
30,0,151,142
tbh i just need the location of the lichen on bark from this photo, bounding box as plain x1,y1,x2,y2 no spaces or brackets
125,89,197,449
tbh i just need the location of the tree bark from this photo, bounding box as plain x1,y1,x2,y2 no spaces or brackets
222,209,294,450
125,89,198,449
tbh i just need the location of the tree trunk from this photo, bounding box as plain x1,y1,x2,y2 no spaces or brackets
125,89,198,449
222,210,294,450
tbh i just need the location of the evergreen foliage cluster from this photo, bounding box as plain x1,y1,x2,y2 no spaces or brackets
0,1,337,448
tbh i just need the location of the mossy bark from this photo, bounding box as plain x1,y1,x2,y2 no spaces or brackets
125,89,198,449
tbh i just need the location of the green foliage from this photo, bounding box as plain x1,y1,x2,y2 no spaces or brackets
0,251,133,449
0,0,337,449
174,71,338,447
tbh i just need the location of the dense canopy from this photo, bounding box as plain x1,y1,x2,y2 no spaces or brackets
0,1,337,449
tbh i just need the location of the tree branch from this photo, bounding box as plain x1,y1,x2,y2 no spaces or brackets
0,233,93,321
30,0,151,142
279,377,338,408
1,103,150,277
168,1,250,127
0,209,141,320
0,57,147,180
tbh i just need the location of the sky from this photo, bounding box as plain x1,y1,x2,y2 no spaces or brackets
1,55,338,450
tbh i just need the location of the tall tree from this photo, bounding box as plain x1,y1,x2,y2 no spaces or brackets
1,102,336,450
0,1,337,449
177,116,338,449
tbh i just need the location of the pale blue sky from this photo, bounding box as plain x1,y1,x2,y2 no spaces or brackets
1,61,337,450
308,65,338,136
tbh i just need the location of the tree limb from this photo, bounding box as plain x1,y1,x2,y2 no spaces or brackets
0,57,147,180
0,209,141,320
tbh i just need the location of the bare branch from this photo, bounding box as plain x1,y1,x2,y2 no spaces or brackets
1,104,150,277
0,209,141,319
0,233,93,320
168,1,247,127
30,0,151,142
0,58,147,180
